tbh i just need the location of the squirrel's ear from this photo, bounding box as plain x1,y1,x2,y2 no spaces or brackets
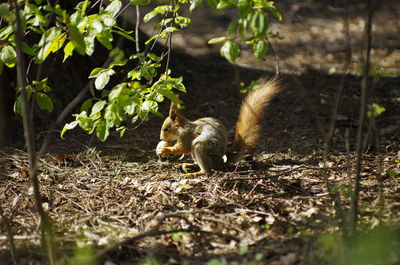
169,102,180,121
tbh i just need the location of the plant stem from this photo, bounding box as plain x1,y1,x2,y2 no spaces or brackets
324,0,352,153
351,0,375,233
12,1,56,263
135,6,141,54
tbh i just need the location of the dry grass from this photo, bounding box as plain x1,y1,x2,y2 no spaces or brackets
1,147,399,264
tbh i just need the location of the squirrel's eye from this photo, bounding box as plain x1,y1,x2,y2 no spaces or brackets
163,127,169,132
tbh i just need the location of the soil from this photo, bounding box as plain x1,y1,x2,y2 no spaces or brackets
1,1,400,264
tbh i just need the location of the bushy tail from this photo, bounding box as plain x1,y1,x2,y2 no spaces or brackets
227,77,282,163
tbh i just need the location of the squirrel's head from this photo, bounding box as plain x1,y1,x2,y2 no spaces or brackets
160,102,184,141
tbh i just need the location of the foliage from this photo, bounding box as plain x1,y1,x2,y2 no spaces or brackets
0,0,282,142
367,103,385,118
207,0,282,62
318,226,400,265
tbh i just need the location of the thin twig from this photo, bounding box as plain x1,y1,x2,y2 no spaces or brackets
351,0,375,233
324,0,352,153
116,2,131,18
95,213,238,259
135,6,140,54
265,36,280,75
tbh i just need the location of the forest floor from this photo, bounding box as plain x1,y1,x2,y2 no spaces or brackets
1,1,400,264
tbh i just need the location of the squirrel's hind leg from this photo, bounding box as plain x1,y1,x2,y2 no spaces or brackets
185,142,223,177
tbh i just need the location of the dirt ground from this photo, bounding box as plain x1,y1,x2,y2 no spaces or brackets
1,1,400,264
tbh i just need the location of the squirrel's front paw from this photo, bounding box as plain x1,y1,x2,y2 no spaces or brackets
156,141,172,156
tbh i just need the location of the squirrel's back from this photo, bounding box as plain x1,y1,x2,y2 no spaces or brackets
192,117,228,152
227,77,282,163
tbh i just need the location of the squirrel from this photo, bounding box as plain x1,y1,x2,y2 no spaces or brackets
156,77,282,176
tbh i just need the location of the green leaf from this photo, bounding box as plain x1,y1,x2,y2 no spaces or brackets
130,0,150,5
158,89,181,105
1,45,16,68
239,245,249,255
147,53,162,61
265,2,282,21
105,102,123,127
78,115,94,131
37,27,63,61
220,40,239,63
367,103,386,118
238,18,248,41
63,41,75,62
13,95,23,116
386,169,398,178
175,16,191,28
206,0,222,13
254,252,264,261
172,232,182,242
208,36,227,44
33,78,51,92
237,0,251,14
96,30,113,50
22,42,37,56
0,25,13,40
227,19,239,34
154,76,186,92
128,69,140,80
160,27,180,38
141,100,158,113
61,120,79,138
95,72,110,90
81,0,90,15
94,70,115,90
96,120,109,141
251,11,268,38
89,67,104,78
190,0,203,12
143,5,173,23
252,39,268,60
117,126,127,137
50,33,67,53
69,25,86,55
80,98,93,113
105,0,122,17
144,34,158,45
130,114,139,124
35,92,54,112
91,19,104,33
109,47,126,64
216,1,231,9
0,3,10,17
102,16,116,27
90,100,107,118
125,101,136,115
144,10,158,23
112,29,135,42
109,84,124,100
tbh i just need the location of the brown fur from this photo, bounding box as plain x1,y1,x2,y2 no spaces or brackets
227,77,282,163
157,77,282,175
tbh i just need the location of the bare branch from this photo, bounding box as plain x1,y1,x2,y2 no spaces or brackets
324,0,352,153
351,0,376,233
135,6,141,54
